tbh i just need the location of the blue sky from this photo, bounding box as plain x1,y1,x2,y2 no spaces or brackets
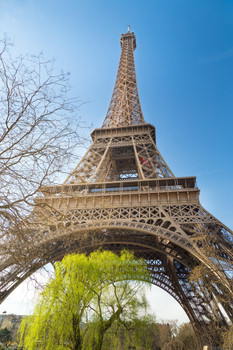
0,0,232,323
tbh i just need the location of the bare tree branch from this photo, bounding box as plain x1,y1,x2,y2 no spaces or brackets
0,36,87,250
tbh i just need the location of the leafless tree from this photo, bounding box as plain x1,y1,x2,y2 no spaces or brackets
190,231,233,347
0,36,86,244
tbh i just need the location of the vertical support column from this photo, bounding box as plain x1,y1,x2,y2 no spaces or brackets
132,136,145,180
89,139,112,182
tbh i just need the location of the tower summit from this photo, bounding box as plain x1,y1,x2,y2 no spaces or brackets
1,30,232,348
102,30,145,128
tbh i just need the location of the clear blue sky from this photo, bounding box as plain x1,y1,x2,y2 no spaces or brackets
0,0,232,322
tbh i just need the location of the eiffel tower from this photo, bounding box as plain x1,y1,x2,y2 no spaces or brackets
1,29,233,347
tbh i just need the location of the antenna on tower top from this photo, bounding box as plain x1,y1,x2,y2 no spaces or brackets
127,25,130,33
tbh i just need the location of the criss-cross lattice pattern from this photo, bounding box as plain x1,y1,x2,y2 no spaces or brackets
64,126,173,184
102,31,145,128
0,30,232,348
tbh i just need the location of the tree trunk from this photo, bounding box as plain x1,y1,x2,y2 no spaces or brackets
72,316,82,350
93,306,123,350
94,328,105,350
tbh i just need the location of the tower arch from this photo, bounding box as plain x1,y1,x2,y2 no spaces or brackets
0,30,232,348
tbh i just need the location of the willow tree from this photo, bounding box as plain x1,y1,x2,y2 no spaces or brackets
18,250,150,350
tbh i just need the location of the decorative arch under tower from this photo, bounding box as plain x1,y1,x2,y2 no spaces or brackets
0,30,232,348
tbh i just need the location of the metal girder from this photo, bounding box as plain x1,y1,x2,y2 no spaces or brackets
102,31,145,128
0,30,232,349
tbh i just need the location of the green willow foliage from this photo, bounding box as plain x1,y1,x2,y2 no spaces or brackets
18,250,150,350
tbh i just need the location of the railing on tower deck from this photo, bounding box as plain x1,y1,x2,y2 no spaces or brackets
39,176,198,197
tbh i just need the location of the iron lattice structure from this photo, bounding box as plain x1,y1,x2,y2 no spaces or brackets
0,30,232,347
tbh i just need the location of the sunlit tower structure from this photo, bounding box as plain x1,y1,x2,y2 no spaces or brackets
1,29,232,347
